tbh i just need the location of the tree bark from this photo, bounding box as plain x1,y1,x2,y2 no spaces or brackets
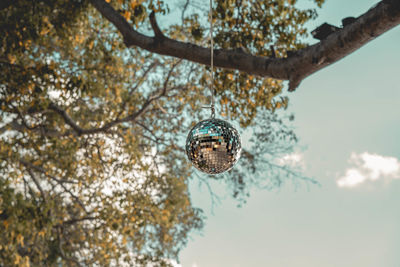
90,0,400,91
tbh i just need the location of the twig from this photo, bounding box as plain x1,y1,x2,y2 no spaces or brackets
25,168,47,203
57,227,83,267
20,159,88,214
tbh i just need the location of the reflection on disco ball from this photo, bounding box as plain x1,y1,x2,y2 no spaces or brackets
186,118,241,174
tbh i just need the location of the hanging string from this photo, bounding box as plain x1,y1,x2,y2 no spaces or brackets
209,0,215,118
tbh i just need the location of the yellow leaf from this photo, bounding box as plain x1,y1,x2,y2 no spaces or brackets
123,11,131,21
7,54,16,64
14,254,21,265
131,0,138,9
27,83,34,93
38,231,45,239
17,234,24,247
22,256,30,267
161,210,170,222
75,34,84,44
61,139,68,145
3,220,9,230
105,0,111,2
88,40,94,49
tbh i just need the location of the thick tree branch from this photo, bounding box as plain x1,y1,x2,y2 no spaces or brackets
90,0,400,90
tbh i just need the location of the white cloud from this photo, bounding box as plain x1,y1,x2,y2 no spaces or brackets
337,152,400,188
278,152,304,167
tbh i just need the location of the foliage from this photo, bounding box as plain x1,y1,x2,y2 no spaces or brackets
0,0,323,265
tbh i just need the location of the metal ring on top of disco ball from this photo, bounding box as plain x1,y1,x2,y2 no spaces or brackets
186,118,241,174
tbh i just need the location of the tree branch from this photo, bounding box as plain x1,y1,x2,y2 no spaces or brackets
48,65,174,135
57,227,83,267
48,101,146,135
62,216,98,226
90,0,400,90
0,119,74,139
149,11,164,38
20,159,88,214
25,168,47,203
20,159,76,184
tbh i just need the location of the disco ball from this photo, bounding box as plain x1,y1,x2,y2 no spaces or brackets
186,118,241,174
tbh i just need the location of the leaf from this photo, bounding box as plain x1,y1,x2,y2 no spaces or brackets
88,40,94,49
22,257,30,267
7,54,16,64
131,0,138,9
17,234,24,247
3,220,9,230
14,254,21,265
123,11,131,21
38,231,45,239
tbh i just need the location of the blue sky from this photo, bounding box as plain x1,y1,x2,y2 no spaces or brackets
180,0,400,266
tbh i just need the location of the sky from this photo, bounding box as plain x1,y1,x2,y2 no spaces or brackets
179,0,400,266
